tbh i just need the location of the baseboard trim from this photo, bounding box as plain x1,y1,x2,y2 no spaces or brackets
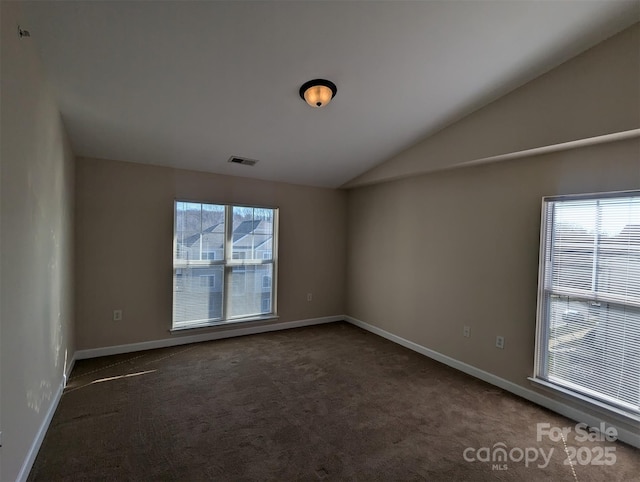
16,375,66,482
344,316,639,448
18,354,77,482
64,353,76,388
19,316,341,480
21,313,636,482
75,315,343,360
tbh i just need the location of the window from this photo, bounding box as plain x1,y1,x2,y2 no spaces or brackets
262,275,272,290
534,191,640,419
232,251,246,271
173,201,278,329
199,274,217,289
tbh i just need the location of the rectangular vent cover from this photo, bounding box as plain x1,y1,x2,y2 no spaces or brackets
228,156,258,166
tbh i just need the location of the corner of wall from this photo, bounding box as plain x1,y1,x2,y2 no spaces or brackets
1,1,77,480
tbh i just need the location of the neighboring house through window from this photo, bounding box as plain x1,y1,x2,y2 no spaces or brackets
173,201,278,329
534,190,640,420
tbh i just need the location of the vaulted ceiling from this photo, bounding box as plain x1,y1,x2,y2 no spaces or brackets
22,1,639,187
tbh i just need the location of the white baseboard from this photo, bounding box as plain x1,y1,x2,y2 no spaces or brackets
17,354,77,482
344,316,639,448
64,353,76,388
16,378,64,482
19,315,342,480
75,315,343,360
20,313,636,482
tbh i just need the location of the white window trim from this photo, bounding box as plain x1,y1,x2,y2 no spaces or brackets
170,314,280,333
527,377,640,425
172,201,278,330
532,189,640,423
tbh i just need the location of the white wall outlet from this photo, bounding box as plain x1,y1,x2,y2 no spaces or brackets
113,309,123,321
496,336,505,349
463,326,471,338
307,293,313,302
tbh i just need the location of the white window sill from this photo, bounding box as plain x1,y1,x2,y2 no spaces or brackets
170,314,280,333
528,377,640,425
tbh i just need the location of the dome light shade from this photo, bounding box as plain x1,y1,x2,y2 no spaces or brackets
299,79,337,108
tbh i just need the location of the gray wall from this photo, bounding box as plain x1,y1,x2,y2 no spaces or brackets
0,2,76,480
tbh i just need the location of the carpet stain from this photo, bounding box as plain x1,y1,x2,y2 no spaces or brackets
315,467,329,478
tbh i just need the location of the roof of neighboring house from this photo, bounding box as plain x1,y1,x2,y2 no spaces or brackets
233,234,272,251
232,220,262,242
183,222,224,247
615,224,640,241
177,219,273,253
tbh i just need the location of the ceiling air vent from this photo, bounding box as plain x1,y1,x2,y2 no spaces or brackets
228,156,258,167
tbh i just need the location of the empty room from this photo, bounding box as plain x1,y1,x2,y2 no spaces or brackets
1,0,639,480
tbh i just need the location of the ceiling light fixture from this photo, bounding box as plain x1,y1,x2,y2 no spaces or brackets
299,79,337,108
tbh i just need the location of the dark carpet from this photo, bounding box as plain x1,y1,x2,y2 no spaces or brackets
29,322,639,481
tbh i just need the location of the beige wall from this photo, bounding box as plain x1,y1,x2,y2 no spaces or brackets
2,4,637,476
347,137,640,432
345,23,639,187
0,2,76,480
75,157,347,350
345,20,640,437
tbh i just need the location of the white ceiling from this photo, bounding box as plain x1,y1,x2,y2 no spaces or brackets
23,1,639,188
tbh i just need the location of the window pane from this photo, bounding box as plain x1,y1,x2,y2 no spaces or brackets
173,266,224,326
201,204,225,261
547,296,640,411
550,201,596,292
227,264,273,318
175,202,204,261
175,202,225,261
596,199,640,303
537,192,640,416
232,206,274,261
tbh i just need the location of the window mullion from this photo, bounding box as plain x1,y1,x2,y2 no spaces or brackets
223,205,232,321
199,204,203,261
592,199,601,294
271,208,279,315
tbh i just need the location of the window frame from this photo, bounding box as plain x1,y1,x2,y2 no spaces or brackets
532,189,640,422
172,200,279,331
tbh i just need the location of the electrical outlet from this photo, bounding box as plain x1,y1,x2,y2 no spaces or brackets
463,326,470,338
496,336,505,349
307,293,313,302
113,309,122,321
